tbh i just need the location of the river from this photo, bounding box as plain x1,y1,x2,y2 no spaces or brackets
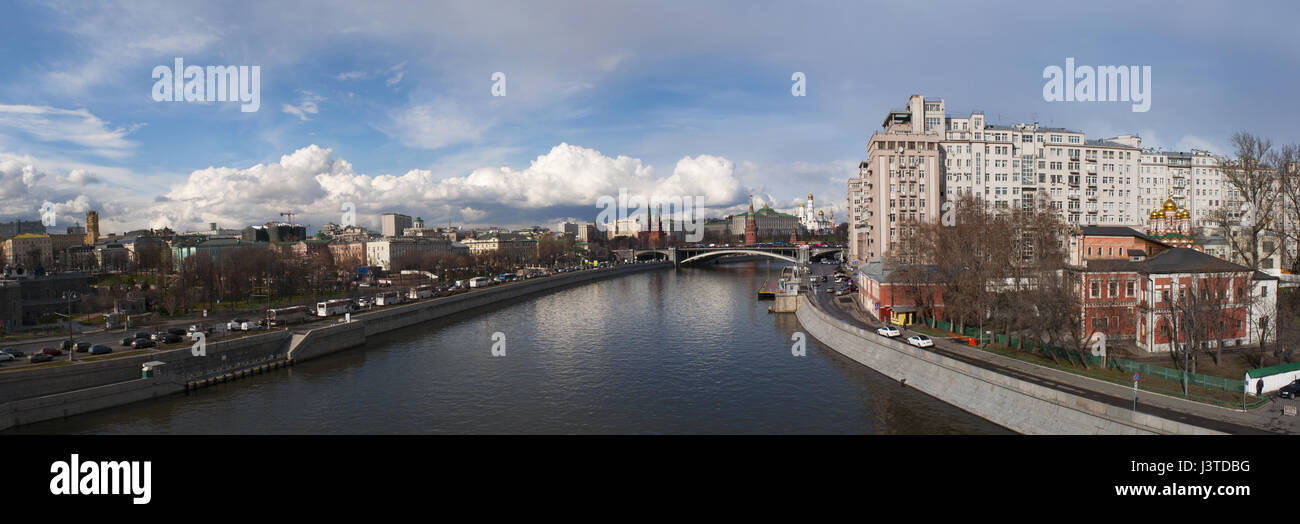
11,261,1009,434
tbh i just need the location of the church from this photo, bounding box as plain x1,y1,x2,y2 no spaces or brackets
796,193,834,235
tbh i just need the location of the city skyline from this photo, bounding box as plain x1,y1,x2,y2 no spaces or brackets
5,1,1300,234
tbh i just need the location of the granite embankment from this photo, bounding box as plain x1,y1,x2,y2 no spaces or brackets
0,262,672,431
795,295,1223,435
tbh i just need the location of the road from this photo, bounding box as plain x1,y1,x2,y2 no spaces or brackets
801,262,1295,434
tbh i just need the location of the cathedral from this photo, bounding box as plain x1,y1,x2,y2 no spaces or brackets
1145,197,1203,251
796,193,834,235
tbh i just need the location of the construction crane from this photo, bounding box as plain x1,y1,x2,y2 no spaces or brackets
279,211,296,224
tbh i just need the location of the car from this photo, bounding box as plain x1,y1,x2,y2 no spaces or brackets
824,287,835,293
167,326,187,336
227,318,248,331
906,335,934,348
877,326,901,337
59,340,75,351
163,333,183,344
0,352,14,362
88,344,112,355
29,353,53,363
40,347,63,356
131,338,156,349
3,348,23,357
74,342,93,353
1278,379,1300,399
133,331,150,340
150,332,168,341
121,336,137,346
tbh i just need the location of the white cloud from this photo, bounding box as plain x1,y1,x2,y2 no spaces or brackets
0,105,139,159
143,142,747,232
282,91,324,121
377,100,489,150
335,71,366,81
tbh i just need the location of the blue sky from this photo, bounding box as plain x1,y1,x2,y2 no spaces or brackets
3,0,1299,234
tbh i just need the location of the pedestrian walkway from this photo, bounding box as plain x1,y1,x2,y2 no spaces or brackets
802,275,1297,434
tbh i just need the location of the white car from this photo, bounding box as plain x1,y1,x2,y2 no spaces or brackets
906,335,934,348
877,326,901,338
0,352,14,362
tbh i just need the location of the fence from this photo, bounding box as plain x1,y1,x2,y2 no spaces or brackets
918,317,1247,394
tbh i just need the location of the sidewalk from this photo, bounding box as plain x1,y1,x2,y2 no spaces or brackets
808,284,1297,434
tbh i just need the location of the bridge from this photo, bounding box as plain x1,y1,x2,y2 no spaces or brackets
614,245,844,266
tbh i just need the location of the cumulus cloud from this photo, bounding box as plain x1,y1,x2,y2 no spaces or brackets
145,142,747,232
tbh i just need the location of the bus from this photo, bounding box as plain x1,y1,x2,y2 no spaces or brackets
316,299,353,317
408,285,435,300
267,305,311,326
374,290,404,306
468,276,492,288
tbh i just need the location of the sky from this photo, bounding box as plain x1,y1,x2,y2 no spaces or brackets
3,0,1299,235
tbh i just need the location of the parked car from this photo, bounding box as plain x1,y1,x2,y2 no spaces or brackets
0,352,14,362
74,342,93,353
906,335,934,348
131,338,156,349
29,353,53,363
877,326,901,338
40,347,63,356
88,344,112,355
1278,379,1300,399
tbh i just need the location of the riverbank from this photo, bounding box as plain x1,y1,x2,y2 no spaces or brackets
795,294,1226,434
0,262,673,431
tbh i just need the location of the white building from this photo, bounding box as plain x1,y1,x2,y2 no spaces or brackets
847,94,1247,264
795,193,835,235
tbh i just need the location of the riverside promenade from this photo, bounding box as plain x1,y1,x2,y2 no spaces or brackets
800,266,1297,434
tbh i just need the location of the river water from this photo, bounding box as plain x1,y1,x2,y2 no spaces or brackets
11,261,1009,434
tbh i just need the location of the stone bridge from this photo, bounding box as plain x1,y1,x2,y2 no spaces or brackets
613,245,843,266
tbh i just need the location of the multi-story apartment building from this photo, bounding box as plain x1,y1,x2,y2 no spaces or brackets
848,95,943,262
848,94,1246,264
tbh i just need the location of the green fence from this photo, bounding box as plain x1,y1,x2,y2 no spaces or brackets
918,317,1246,394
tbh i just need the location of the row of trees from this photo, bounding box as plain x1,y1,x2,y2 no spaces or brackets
892,193,1093,365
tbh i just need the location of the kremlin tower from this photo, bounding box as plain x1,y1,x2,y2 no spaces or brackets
744,196,758,246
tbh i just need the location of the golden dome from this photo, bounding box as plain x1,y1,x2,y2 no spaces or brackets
1176,208,1190,219
1149,209,1163,219
818,210,825,216
807,193,814,200
1162,198,1178,211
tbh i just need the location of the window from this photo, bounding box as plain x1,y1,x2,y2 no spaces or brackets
1090,280,1100,298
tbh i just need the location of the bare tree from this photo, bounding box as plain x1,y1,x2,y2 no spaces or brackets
1210,132,1279,270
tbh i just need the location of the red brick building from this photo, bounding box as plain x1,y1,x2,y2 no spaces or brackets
1071,227,1277,353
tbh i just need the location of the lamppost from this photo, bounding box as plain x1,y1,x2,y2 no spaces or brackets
62,291,78,362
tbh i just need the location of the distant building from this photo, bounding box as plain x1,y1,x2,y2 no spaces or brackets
382,213,413,238
328,240,368,269
366,238,468,270
84,211,99,245
0,220,47,238
2,233,54,269
243,223,307,243
461,235,538,261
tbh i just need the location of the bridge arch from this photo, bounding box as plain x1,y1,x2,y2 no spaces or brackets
677,249,798,266
634,250,671,261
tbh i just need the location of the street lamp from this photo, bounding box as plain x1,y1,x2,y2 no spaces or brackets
62,291,79,362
